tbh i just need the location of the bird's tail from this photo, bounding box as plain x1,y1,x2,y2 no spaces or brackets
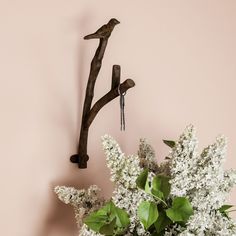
84,33,99,40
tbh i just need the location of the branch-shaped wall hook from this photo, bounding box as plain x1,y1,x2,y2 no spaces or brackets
70,18,135,168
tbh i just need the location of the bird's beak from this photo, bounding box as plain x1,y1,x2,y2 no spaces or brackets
115,19,120,25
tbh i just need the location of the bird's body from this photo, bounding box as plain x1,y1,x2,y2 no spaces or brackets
84,18,120,40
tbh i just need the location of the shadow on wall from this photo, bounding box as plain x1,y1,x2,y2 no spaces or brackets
38,167,106,236
37,13,93,236
38,181,77,236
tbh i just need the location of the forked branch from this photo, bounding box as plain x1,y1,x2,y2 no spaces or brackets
70,18,135,168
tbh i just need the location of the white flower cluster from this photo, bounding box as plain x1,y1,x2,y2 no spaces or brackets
54,125,236,236
164,224,184,236
102,135,154,235
76,135,158,235
180,211,236,236
168,125,199,197
101,135,143,189
169,125,236,235
54,185,105,229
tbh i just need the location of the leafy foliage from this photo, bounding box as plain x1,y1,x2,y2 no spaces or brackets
154,211,172,233
152,175,171,199
136,169,148,190
84,201,130,235
137,201,158,230
85,170,195,235
166,197,193,222
136,171,193,235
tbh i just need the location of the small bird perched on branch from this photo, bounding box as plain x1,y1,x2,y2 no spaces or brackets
84,18,120,40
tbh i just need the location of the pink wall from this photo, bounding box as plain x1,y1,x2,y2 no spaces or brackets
0,1,236,235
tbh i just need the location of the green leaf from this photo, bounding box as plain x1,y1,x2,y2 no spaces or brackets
151,188,164,200
97,201,113,216
154,211,172,233
113,206,130,228
83,202,115,232
145,180,152,195
84,201,129,234
99,218,116,235
83,212,108,232
163,140,176,148
137,201,159,230
219,205,233,213
136,169,148,190
152,175,171,199
219,205,234,219
166,197,193,222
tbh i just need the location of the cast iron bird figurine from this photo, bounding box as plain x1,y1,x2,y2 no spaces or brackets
84,18,120,40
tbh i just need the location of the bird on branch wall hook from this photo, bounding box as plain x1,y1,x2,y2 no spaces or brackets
70,18,135,169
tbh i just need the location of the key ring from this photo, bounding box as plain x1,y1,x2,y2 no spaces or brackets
118,84,126,96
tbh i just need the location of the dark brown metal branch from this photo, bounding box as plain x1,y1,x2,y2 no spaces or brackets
111,65,121,89
86,78,135,127
70,18,135,168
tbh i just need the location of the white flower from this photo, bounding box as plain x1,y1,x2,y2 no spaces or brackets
168,125,236,235
54,185,105,228
55,125,236,236
102,134,143,189
182,211,236,235
169,125,198,196
102,135,155,234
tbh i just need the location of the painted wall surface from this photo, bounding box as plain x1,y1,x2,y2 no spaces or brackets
0,1,236,235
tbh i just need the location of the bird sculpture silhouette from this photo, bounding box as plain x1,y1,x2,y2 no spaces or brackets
84,18,120,40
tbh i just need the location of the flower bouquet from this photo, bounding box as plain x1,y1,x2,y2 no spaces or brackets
55,125,236,235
